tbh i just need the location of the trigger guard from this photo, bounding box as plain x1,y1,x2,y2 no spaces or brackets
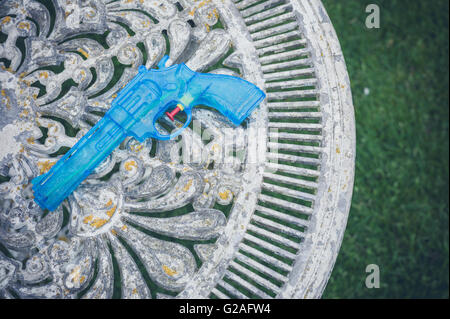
150,109,192,140
168,109,192,139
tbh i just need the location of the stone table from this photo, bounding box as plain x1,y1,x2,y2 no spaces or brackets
0,0,355,299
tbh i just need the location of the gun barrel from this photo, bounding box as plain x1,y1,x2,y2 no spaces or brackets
32,116,126,211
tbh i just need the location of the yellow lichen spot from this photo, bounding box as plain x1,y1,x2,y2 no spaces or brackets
37,160,56,174
0,65,14,73
80,276,86,283
218,190,231,200
111,93,117,99
141,19,151,28
124,160,137,171
205,23,210,32
204,219,212,226
130,144,144,153
1,16,11,25
19,109,29,118
90,218,108,228
212,8,219,19
1,91,11,109
121,225,128,231
58,236,69,243
105,199,113,207
106,205,117,218
39,71,48,79
18,22,30,30
69,266,83,285
111,229,117,235
83,214,94,224
162,265,177,276
198,0,210,9
77,48,89,59
336,147,341,154
132,288,137,294
182,179,193,192
27,137,35,144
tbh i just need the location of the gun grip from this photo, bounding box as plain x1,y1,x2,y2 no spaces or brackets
190,73,266,126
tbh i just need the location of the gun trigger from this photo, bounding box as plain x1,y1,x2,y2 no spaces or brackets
166,104,184,121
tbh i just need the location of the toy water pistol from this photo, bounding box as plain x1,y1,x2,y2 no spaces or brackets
31,56,266,211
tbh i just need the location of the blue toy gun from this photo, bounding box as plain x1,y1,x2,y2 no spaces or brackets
31,56,266,211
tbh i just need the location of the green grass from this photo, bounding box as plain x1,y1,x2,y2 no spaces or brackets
321,0,449,298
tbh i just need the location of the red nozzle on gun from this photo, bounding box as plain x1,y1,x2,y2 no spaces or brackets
165,104,184,121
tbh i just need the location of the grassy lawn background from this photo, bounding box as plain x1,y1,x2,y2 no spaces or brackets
321,0,449,298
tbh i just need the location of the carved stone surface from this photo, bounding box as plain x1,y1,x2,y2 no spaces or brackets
0,0,355,299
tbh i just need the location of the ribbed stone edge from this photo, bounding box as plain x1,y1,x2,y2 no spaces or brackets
278,0,356,299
